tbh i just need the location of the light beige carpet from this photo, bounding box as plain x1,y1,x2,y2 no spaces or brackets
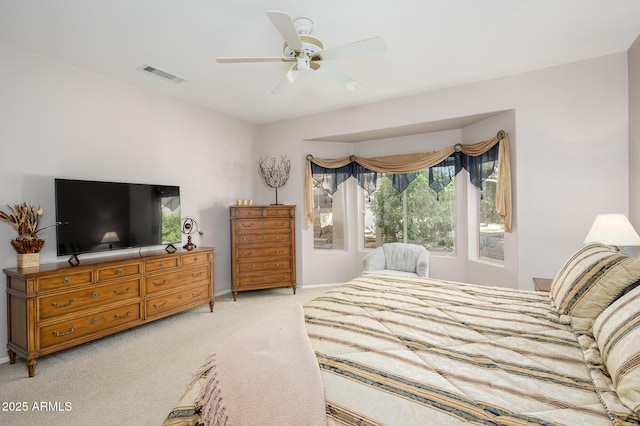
0,285,336,426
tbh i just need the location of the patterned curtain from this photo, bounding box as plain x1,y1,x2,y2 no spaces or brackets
305,133,511,232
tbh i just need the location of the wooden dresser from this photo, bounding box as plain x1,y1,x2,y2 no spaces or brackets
4,247,214,377
229,205,296,300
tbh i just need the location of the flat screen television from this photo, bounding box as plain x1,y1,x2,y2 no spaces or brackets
54,178,181,261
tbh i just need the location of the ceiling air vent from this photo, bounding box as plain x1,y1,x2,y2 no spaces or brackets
137,64,187,84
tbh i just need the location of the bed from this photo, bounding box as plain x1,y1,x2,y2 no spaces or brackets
163,242,640,425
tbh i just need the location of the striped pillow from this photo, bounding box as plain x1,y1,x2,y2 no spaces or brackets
592,284,640,412
550,242,640,318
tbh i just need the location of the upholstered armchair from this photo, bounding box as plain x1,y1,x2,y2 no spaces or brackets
362,243,430,277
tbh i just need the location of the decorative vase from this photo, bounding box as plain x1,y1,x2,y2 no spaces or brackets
17,252,40,268
11,238,45,254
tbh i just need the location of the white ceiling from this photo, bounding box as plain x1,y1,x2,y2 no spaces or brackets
1,0,640,126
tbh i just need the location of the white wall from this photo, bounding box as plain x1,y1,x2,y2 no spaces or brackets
629,36,640,229
258,52,630,291
0,42,256,360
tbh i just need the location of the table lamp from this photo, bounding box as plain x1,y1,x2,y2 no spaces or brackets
584,213,640,255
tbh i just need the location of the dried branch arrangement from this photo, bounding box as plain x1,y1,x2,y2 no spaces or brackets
257,156,291,204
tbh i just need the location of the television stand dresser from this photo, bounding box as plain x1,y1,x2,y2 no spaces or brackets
3,247,214,377
229,205,296,300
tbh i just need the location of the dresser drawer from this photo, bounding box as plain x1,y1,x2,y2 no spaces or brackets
144,265,210,295
144,257,179,274
96,262,141,282
237,246,291,259
37,270,94,292
237,273,292,289
181,252,210,266
39,302,141,349
233,207,293,218
263,207,294,217
38,279,141,321
145,282,210,319
237,219,290,232
237,259,291,274
237,233,290,245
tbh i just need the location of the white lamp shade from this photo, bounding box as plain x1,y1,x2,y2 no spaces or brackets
100,231,120,244
584,214,640,246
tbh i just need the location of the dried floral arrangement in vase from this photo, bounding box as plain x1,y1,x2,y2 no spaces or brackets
0,203,61,267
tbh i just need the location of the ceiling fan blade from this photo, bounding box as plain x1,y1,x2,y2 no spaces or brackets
271,65,299,95
311,62,361,91
315,36,386,61
266,10,304,52
216,57,294,63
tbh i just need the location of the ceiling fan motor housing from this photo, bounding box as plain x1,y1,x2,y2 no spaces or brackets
283,35,323,59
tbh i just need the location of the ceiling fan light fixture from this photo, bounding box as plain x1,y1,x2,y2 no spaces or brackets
296,56,311,71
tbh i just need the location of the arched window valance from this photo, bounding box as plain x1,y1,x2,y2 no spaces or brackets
304,132,512,232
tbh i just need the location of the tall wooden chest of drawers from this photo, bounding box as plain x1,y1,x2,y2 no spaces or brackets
229,205,296,300
4,247,214,377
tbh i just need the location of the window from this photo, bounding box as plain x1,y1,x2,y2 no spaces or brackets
478,169,504,261
363,170,456,253
313,174,346,250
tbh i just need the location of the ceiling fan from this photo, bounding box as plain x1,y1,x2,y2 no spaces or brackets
216,11,386,95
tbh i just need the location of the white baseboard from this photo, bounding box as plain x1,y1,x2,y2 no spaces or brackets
213,283,338,298
301,283,342,288
0,355,10,365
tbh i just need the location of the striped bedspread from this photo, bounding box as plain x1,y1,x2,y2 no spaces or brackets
304,274,640,426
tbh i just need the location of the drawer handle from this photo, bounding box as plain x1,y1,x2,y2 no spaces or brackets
191,272,203,278
92,291,99,298
52,326,75,337
242,223,254,228
116,268,123,275
242,265,254,271
275,222,285,227
152,279,167,287
243,250,255,256
241,237,254,242
63,277,70,284
153,300,168,309
159,262,164,267
52,298,75,309
192,290,204,297
276,236,283,240
113,287,131,295
114,310,132,320
276,263,286,268
194,256,198,261
92,317,99,324
276,249,284,254
178,294,183,300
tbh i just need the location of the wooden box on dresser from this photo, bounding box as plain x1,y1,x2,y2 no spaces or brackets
3,247,214,377
229,205,296,301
